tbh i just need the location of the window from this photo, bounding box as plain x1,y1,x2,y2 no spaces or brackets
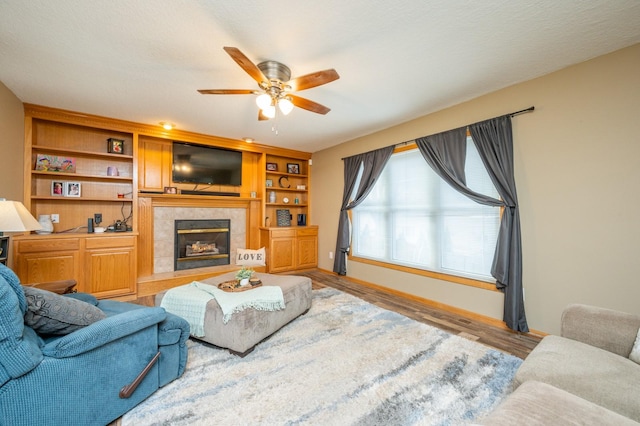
351,137,500,282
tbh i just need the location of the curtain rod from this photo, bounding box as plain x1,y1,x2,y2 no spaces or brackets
342,106,535,160
394,105,535,148
508,106,535,117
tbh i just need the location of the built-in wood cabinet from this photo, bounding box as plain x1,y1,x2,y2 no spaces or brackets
295,227,319,269
264,154,310,227
17,104,317,298
85,235,137,297
12,234,137,299
25,110,136,233
138,136,172,192
259,226,318,272
13,237,80,284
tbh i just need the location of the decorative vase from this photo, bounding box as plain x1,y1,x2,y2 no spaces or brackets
36,214,54,234
269,191,276,203
240,278,250,286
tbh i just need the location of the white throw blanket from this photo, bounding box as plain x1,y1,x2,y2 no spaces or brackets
161,281,285,336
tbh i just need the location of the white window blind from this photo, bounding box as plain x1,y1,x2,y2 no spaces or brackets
351,137,500,282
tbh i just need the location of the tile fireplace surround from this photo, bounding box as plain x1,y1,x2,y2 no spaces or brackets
153,207,246,274
137,195,262,279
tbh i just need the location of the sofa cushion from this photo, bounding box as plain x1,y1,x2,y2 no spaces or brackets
64,292,99,306
515,335,640,421
480,381,639,425
23,286,106,335
630,328,640,364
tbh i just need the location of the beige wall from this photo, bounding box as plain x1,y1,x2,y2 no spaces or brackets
311,43,640,335
0,81,24,202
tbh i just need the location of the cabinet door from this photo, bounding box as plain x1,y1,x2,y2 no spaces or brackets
297,235,318,269
85,247,136,297
14,238,81,286
85,236,136,298
139,138,171,191
16,251,80,286
269,237,296,272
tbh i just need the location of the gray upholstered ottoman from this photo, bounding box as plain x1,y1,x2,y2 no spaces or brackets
156,272,312,356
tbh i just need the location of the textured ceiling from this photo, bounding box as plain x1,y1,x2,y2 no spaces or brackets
1,1,639,153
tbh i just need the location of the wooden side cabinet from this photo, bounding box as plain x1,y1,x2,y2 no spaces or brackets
260,226,318,273
13,234,137,299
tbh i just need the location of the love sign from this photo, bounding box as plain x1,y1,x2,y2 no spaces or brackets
235,247,266,266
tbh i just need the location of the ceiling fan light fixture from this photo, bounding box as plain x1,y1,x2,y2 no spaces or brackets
256,93,272,110
262,105,276,119
278,98,294,115
199,47,339,120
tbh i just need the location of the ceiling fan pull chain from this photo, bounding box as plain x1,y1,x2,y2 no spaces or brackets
272,110,280,135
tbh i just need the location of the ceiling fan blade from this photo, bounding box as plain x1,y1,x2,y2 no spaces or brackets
223,46,268,85
197,89,255,95
288,69,339,91
289,94,331,115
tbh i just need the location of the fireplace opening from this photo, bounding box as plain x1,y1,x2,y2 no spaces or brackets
174,219,230,271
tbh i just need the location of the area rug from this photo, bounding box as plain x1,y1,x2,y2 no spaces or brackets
123,288,521,425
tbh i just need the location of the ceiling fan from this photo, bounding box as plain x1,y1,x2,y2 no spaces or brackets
198,47,339,120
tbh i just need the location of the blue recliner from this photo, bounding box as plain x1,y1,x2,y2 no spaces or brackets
0,264,190,426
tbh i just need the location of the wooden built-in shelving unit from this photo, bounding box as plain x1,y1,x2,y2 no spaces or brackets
14,104,317,297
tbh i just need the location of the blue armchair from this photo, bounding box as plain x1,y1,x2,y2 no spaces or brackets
0,264,190,426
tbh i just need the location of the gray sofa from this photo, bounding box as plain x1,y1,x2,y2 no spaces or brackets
482,304,640,425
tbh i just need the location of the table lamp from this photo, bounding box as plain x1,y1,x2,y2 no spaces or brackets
0,200,42,265
0,199,43,236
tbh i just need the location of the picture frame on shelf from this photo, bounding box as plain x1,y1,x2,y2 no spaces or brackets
287,163,300,174
107,138,124,154
51,181,64,196
266,179,273,187
164,186,178,194
276,209,292,227
35,154,76,173
64,182,81,197
266,162,278,171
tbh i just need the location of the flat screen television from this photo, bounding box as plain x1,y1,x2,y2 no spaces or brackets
172,142,242,186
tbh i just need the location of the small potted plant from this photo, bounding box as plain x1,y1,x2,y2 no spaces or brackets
235,267,254,286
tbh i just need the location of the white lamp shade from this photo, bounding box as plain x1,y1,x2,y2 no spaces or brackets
0,200,43,232
278,98,294,115
256,93,272,110
262,105,276,118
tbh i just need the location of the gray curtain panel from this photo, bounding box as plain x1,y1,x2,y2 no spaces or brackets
416,116,528,332
469,116,527,332
333,146,394,275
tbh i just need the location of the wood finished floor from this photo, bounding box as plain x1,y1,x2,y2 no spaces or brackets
134,268,540,359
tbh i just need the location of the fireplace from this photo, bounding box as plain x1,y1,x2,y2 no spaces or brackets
174,219,230,271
